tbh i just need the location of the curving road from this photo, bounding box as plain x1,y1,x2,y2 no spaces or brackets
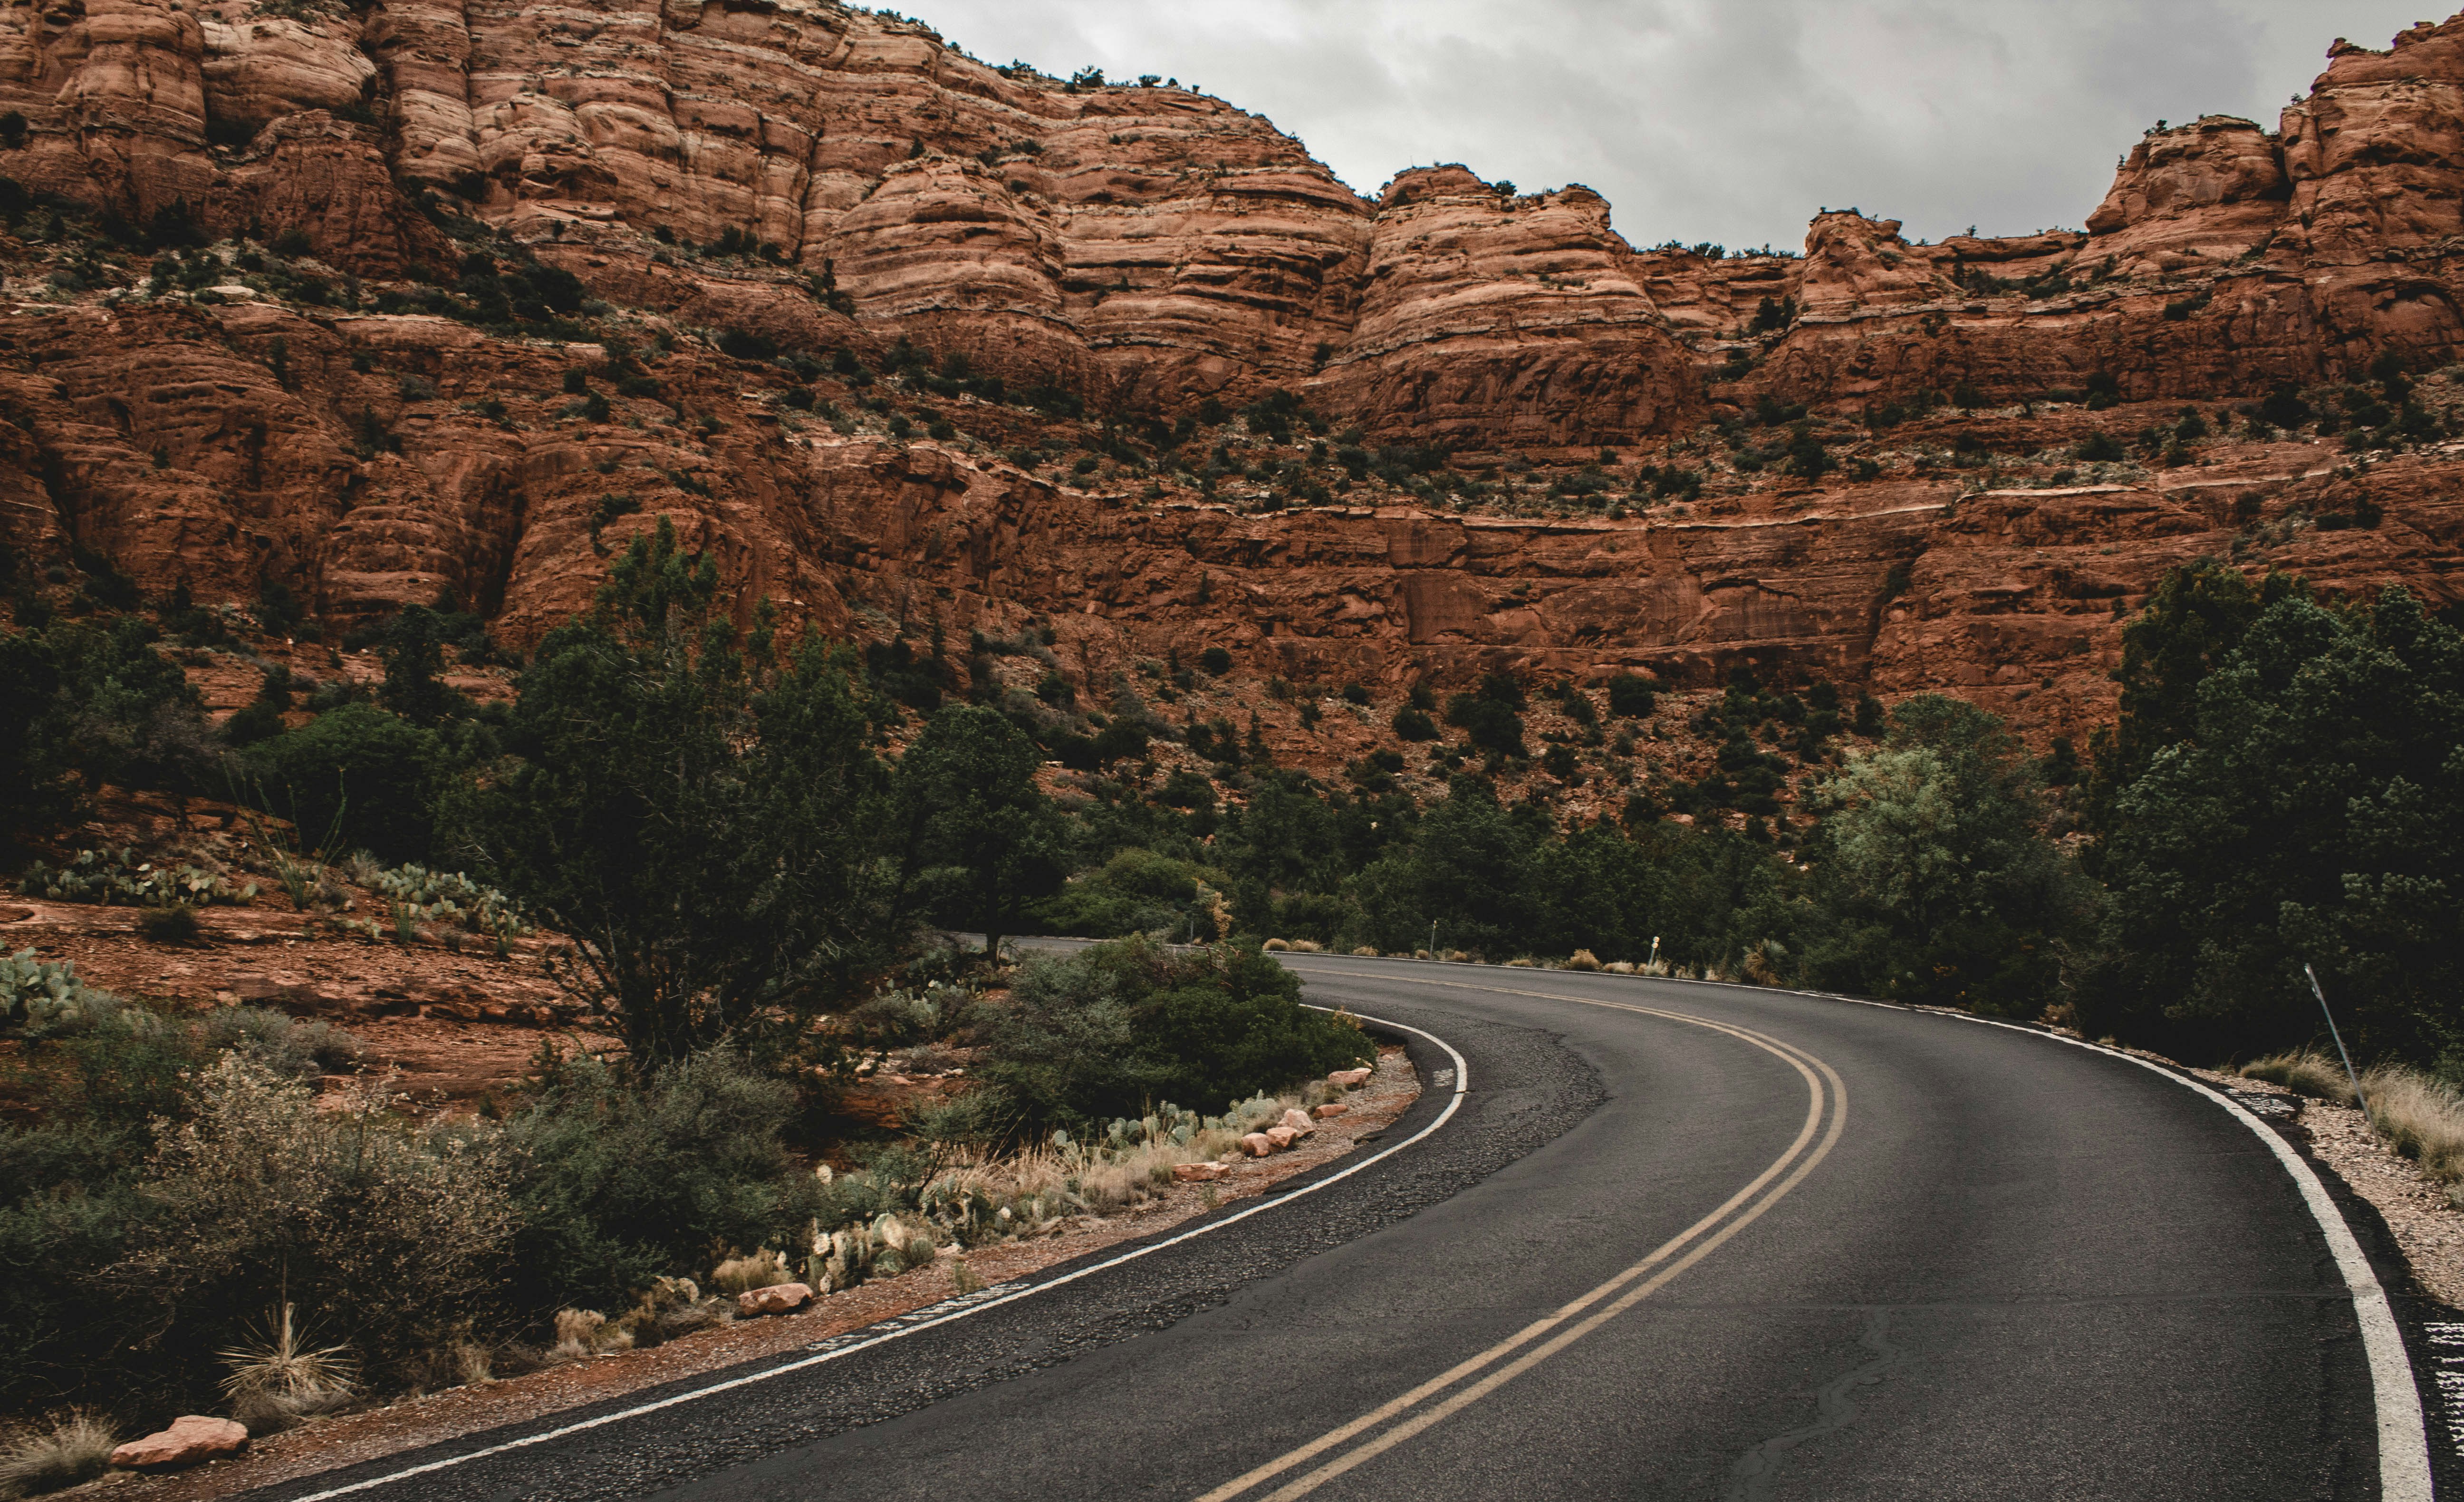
260,958,2446,1502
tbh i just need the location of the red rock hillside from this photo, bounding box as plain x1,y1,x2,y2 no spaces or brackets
0,3,2461,741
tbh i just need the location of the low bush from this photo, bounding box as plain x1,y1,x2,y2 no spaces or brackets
1030,849,1216,939
250,703,443,863
498,1047,827,1316
135,905,200,944
107,1056,515,1403
977,938,1368,1129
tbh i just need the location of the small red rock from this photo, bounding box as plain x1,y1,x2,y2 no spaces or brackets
1279,1108,1317,1136
736,1281,814,1316
1240,1132,1275,1157
1313,1103,1348,1119
111,1416,248,1471
1328,1068,1372,1088
1265,1125,1299,1150
1173,1162,1228,1182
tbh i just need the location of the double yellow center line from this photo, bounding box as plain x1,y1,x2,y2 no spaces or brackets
1196,977,1848,1502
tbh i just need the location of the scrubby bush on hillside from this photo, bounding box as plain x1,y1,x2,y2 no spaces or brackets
108,1057,514,1402
0,615,222,827
250,702,443,862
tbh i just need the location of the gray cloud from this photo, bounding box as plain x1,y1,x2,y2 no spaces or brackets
905,1,2435,249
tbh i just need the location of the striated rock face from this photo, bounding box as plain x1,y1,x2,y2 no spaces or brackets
5,3,2464,743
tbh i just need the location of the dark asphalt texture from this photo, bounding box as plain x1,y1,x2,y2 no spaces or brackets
253,960,2416,1502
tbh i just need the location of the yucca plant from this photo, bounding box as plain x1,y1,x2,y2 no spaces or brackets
218,1302,357,1420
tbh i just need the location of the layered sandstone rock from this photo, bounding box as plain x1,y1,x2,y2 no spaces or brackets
0,3,2462,745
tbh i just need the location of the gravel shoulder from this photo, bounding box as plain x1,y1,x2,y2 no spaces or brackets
2185,1064,2464,1308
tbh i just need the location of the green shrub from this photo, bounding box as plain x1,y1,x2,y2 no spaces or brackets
250,703,441,862
1029,849,1213,939
1606,672,1656,717
979,938,1367,1128
108,1056,515,1401
135,905,199,944
500,1048,825,1313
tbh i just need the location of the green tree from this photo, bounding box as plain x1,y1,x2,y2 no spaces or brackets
377,606,458,727
895,703,1066,965
2086,587,2464,1063
1345,778,1543,955
1803,694,2091,1012
0,615,222,822
460,520,894,1064
251,703,440,861
2086,559,2304,820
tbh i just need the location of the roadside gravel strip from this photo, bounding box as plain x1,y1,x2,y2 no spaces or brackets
246,958,2434,1501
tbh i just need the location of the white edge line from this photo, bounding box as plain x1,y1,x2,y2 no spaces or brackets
283,1008,1470,1502
1954,1011,2433,1502
1312,955,2431,1502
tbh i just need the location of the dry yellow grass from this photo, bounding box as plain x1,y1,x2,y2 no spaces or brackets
2240,1048,2357,1104
2362,1065,2464,1183
2242,1050,2464,1185
0,1413,116,1497
709,1250,793,1295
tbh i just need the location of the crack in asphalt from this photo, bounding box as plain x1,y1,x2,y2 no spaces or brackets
1725,1308,1907,1501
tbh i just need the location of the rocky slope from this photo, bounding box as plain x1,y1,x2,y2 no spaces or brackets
1,2,2463,741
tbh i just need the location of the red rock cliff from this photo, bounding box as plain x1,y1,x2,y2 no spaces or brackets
1,2,2462,748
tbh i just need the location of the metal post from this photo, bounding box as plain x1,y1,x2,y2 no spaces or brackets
1429,920,1438,961
1648,935,1661,971
2305,964,2368,1112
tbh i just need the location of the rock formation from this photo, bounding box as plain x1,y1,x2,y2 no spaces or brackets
2,1,2464,742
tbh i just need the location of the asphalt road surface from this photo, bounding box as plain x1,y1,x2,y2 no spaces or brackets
262,958,2442,1502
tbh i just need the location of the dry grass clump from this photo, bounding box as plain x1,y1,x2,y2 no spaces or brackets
218,1302,356,1433
1503,957,1537,969
1564,950,1602,972
1739,940,1788,987
1603,960,1636,975
547,1277,731,1359
1350,946,1378,957
709,1250,792,1295
1285,939,1324,953
549,1308,611,1360
1261,938,1289,952
0,1413,116,1498
2241,1051,2464,1187
2240,1048,2357,1104
2362,1065,2464,1183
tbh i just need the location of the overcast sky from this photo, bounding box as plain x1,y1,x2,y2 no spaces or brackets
905,1,2434,251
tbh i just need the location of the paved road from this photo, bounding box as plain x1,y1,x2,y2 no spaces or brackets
262,959,2439,1502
